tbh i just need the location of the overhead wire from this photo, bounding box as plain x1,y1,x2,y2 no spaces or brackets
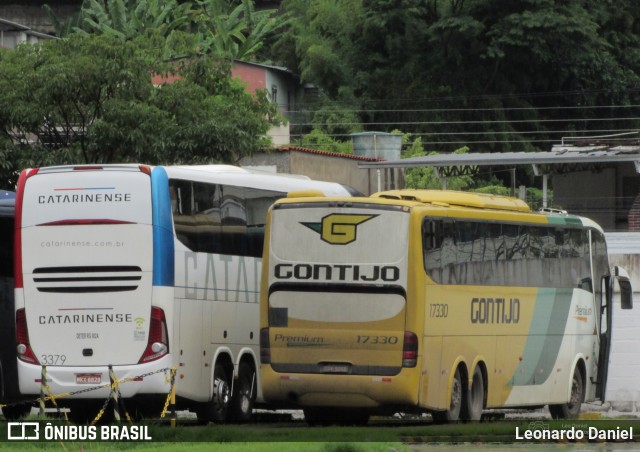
283,104,640,115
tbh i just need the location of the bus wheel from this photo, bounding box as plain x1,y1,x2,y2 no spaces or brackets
549,366,584,419
462,366,484,421
197,363,231,423
303,407,333,426
432,367,464,423
2,403,32,420
334,408,370,426
229,362,256,422
303,407,369,426
68,401,108,424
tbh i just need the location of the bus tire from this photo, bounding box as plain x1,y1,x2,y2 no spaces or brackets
432,367,464,423
68,400,108,424
462,366,484,421
549,366,584,419
197,363,231,423
2,403,31,420
303,407,333,426
303,407,369,426
229,361,256,422
336,408,370,426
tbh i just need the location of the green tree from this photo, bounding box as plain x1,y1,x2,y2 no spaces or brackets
271,0,640,153
403,146,478,191
68,0,194,57
47,0,288,60
193,0,289,60
76,0,191,39
298,129,352,154
0,34,276,188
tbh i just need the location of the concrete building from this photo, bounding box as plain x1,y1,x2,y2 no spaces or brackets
240,146,389,195
0,17,55,49
0,1,81,34
361,135,640,233
231,61,304,147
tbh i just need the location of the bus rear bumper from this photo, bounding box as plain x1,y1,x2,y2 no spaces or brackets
261,367,418,408
17,355,173,400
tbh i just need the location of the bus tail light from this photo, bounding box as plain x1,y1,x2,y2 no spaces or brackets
402,331,418,368
16,309,39,365
260,328,271,364
139,307,169,363
73,166,103,171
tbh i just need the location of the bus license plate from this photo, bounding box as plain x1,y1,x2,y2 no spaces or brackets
322,364,349,374
76,374,101,385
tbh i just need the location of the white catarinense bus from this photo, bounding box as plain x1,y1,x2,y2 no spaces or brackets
14,164,355,421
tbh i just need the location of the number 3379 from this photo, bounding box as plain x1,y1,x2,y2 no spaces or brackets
40,354,66,365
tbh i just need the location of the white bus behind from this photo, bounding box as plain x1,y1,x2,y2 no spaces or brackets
15,164,354,422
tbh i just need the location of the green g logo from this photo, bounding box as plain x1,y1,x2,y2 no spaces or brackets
302,214,377,245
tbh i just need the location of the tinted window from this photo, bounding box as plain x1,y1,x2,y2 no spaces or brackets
423,218,592,289
170,179,283,257
0,216,12,278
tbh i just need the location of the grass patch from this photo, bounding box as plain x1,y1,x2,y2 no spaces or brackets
0,416,638,450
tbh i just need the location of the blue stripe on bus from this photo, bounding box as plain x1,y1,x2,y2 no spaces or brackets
151,166,175,287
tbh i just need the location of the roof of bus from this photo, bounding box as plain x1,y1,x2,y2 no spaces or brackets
168,164,249,174
27,163,352,196
372,189,531,212
277,189,602,230
163,165,352,196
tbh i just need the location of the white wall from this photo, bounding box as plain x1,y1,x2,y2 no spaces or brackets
605,252,640,410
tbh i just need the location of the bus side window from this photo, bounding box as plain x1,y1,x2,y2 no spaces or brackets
579,277,593,292
170,180,196,248
440,221,456,266
423,219,440,271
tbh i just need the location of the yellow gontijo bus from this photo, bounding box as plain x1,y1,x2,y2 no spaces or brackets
259,190,633,424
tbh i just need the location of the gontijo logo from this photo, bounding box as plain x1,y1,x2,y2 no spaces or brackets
302,214,377,245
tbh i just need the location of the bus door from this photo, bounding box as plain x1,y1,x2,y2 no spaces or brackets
596,266,633,400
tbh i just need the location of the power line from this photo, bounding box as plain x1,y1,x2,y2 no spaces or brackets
284,104,640,115
289,117,640,127
280,128,639,139
334,87,640,105
285,133,640,147
293,87,640,109
289,138,561,146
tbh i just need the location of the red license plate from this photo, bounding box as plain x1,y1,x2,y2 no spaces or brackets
76,374,101,384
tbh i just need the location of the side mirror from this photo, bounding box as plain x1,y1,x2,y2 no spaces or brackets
614,266,633,310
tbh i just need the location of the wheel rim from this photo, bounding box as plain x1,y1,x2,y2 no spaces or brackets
468,369,484,419
239,389,251,414
215,377,230,406
568,373,582,409
451,373,462,412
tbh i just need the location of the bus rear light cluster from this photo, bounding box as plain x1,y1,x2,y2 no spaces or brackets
139,307,169,363
260,328,271,364
16,309,39,365
402,331,418,368
73,166,103,171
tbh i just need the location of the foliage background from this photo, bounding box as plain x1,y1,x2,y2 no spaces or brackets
3,0,640,194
